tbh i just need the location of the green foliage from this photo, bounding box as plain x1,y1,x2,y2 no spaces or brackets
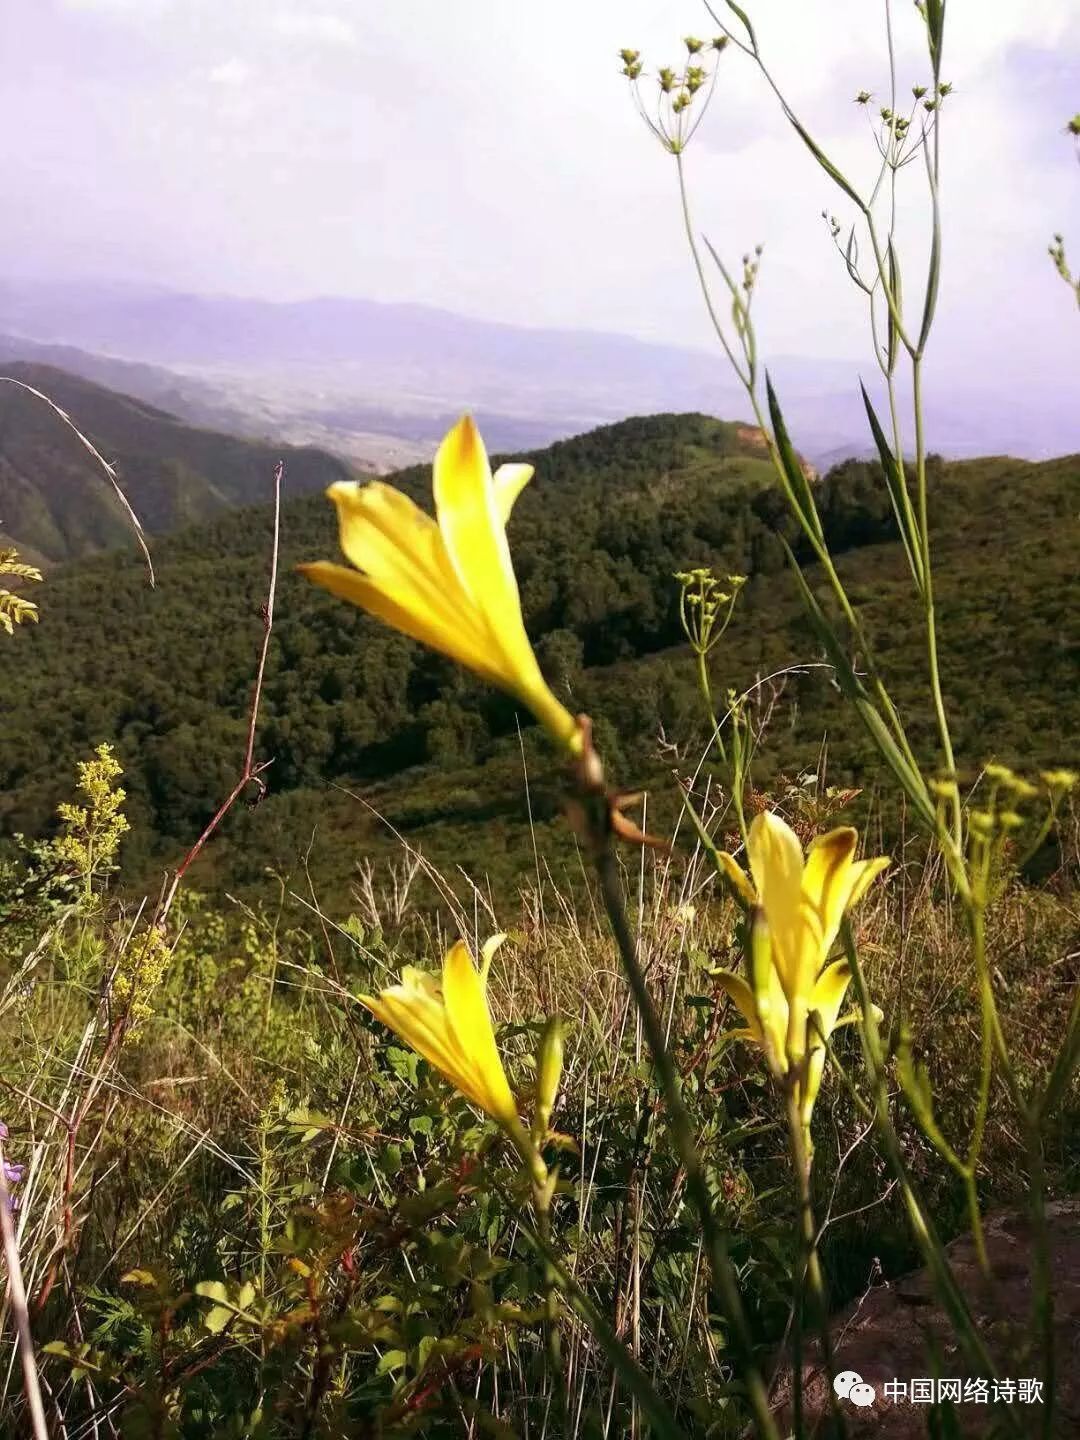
0,543,42,633
1,414,1076,909
4,808,1076,1435
0,362,352,563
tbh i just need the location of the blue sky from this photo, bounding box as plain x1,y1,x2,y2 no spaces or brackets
2,0,1078,394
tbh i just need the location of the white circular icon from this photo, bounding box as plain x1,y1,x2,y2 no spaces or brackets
833,1370,876,1406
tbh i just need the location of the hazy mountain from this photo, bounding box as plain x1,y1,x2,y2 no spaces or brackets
0,362,352,563
0,279,1074,466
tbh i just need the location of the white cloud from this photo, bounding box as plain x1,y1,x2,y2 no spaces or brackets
11,0,1080,389
208,58,252,87
271,12,356,46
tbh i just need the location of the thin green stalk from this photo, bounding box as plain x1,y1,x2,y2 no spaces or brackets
594,844,781,1440
696,649,727,765
911,359,961,846
675,153,750,386
783,1087,848,1440
838,923,1024,1436
963,901,993,1274
1024,1117,1055,1440
508,1123,564,1415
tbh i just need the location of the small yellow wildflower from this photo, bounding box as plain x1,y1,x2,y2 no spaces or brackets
51,743,130,889
359,936,518,1127
300,416,581,757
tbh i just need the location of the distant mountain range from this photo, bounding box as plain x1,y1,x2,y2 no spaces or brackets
0,279,1073,468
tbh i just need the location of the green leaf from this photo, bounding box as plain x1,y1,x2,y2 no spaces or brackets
780,538,936,829
765,374,824,544
195,1280,229,1304
204,1305,234,1334
376,1348,408,1375
886,240,902,372
416,1333,439,1373
723,0,756,48
860,381,923,588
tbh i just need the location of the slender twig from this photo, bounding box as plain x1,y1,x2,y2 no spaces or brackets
0,378,154,584
0,1140,48,1440
588,821,780,1440
157,460,284,922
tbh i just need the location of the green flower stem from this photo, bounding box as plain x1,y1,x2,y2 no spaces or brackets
693,647,751,851
838,925,1025,1438
911,358,962,848
592,836,781,1440
677,147,924,795
783,1084,848,1440
696,648,727,765
675,153,751,387
507,1122,564,1415
963,901,993,1274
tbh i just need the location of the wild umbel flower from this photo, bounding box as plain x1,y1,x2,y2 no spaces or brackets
714,812,888,1136
359,936,519,1128
301,416,581,757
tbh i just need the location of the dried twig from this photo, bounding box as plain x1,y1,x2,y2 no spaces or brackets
0,1137,48,1440
0,377,154,584
157,460,284,922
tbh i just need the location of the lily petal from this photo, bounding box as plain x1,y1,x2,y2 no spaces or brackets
442,941,517,1124
847,856,890,910
748,812,811,995
433,418,519,626
493,463,534,525
714,969,762,1039
808,960,854,1041
298,562,505,689
718,851,757,907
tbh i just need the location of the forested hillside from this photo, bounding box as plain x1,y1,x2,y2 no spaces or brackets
1,411,1076,904
0,362,352,562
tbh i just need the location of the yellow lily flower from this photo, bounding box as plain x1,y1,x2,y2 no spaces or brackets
300,415,582,756
358,935,519,1128
714,811,888,1139
715,949,879,1133
718,813,887,1049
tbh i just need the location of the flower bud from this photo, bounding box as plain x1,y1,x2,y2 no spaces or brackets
1042,768,1078,792
855,89,872,104
619,48,640,66
658,67,676,93
684,36,705,54
535,1017,564,1137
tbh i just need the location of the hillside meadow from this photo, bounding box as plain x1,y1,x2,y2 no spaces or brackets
0,398,1077,1436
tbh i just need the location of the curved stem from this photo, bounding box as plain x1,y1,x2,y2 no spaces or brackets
593,842,781,1440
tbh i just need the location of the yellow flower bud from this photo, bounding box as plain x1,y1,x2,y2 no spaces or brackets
535,1017,564,1137
1042,769,1078,792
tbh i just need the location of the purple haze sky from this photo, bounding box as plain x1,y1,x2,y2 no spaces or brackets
2,0,1078,397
